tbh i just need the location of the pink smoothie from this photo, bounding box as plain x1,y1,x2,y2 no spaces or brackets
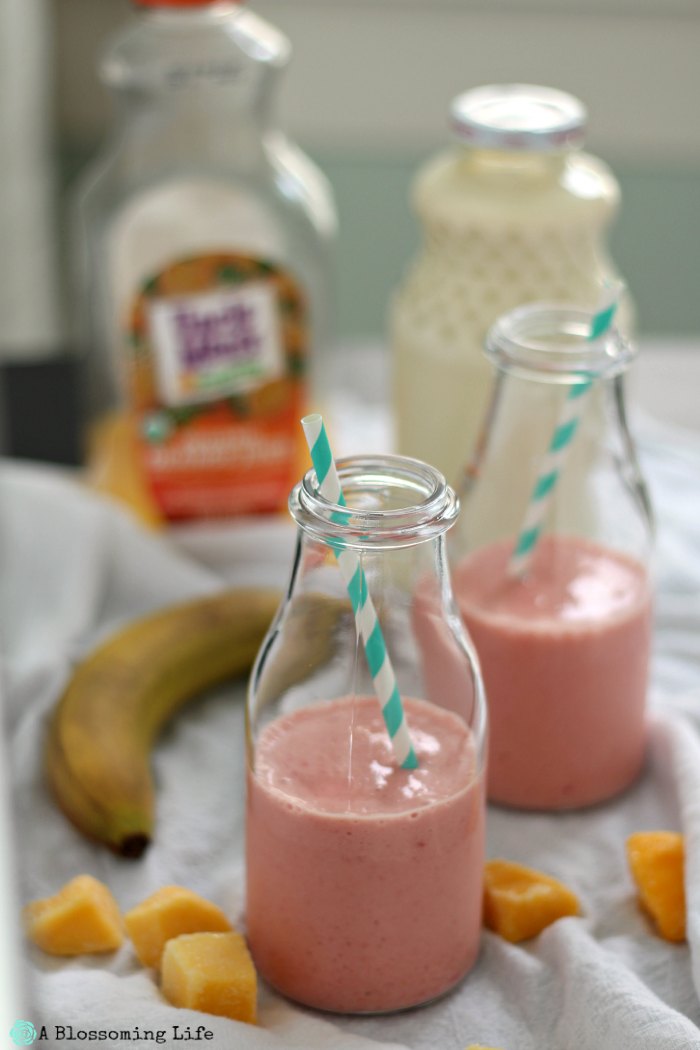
245,695,485,1013
452,534,652,810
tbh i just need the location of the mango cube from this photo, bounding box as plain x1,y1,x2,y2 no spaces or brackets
626,831,686,942
161,932,257,1024
483,859,580,943
125,886,231,968
24,874,123,955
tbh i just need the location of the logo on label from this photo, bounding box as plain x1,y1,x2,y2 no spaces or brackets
148,283,283,407
9,1022,37,1046
142,412,174,445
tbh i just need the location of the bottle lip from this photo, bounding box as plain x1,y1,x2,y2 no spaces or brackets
289,454,459,549
485,302,636,382
450,84,586,153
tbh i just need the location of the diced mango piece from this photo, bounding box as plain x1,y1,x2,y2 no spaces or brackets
161,932,257,1024
125,886,232,968
483,859,580,943
24,874,123,955
626,831,686,942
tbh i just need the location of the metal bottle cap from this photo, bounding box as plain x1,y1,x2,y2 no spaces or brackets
450,84,587,152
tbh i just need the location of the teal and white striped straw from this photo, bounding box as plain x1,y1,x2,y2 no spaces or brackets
301,414,418,770
508,281,624,578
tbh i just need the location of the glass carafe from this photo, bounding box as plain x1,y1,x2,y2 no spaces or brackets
392,83,630,487
450,303,653,811
246,455,487,1013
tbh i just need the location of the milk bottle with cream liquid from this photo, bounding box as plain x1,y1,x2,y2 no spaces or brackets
392,84,630,487
75,0,336,523
450,301,653,811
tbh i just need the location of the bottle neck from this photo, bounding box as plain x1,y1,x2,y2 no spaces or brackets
457,145,570,183
110,102,271,177
454,307,652,565
101,5,288,118
290,455,459,551
112,80,275,135
102,6,288,173
485,303,635,383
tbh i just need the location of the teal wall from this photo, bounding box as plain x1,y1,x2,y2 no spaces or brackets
312,150,700,341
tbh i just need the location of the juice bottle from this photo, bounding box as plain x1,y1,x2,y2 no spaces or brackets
75,0,336,524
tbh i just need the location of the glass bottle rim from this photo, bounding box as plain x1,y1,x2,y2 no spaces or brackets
485,301,636,383
450,84,586,153
289,454,459,549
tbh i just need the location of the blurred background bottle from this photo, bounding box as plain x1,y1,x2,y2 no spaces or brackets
391,83,631,486
75,0,337,526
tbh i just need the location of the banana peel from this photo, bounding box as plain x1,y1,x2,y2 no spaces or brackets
47,589,280,858
46,588,348,858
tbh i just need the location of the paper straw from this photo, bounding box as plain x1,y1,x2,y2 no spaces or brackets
508,281,624,578
301,414,418,770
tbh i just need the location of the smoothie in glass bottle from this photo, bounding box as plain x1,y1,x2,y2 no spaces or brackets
450,302,653,810
247,695,483,1013
455,535,651,809
246,455,487,1013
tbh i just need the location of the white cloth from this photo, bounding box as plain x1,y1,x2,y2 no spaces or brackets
2,417,700,1050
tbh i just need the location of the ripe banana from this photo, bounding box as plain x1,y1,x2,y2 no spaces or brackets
46,589,281,858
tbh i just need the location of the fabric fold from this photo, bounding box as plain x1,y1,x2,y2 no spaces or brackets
2,418,700,1050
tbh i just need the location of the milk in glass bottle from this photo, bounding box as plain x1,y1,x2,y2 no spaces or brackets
391,84,629,485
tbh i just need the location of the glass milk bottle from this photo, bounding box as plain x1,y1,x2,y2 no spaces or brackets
246,454,487,1013
450,302,653,811
75,0,336,524
392,83,629,486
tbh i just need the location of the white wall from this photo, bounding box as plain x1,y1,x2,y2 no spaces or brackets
257,0,700,164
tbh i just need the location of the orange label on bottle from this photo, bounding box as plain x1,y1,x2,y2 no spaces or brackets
126,253,309,521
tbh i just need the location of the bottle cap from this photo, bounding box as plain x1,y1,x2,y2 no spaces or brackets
133,1,238,8
450,84,586,152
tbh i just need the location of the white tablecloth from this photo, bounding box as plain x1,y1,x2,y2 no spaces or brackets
2,408,700,1050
